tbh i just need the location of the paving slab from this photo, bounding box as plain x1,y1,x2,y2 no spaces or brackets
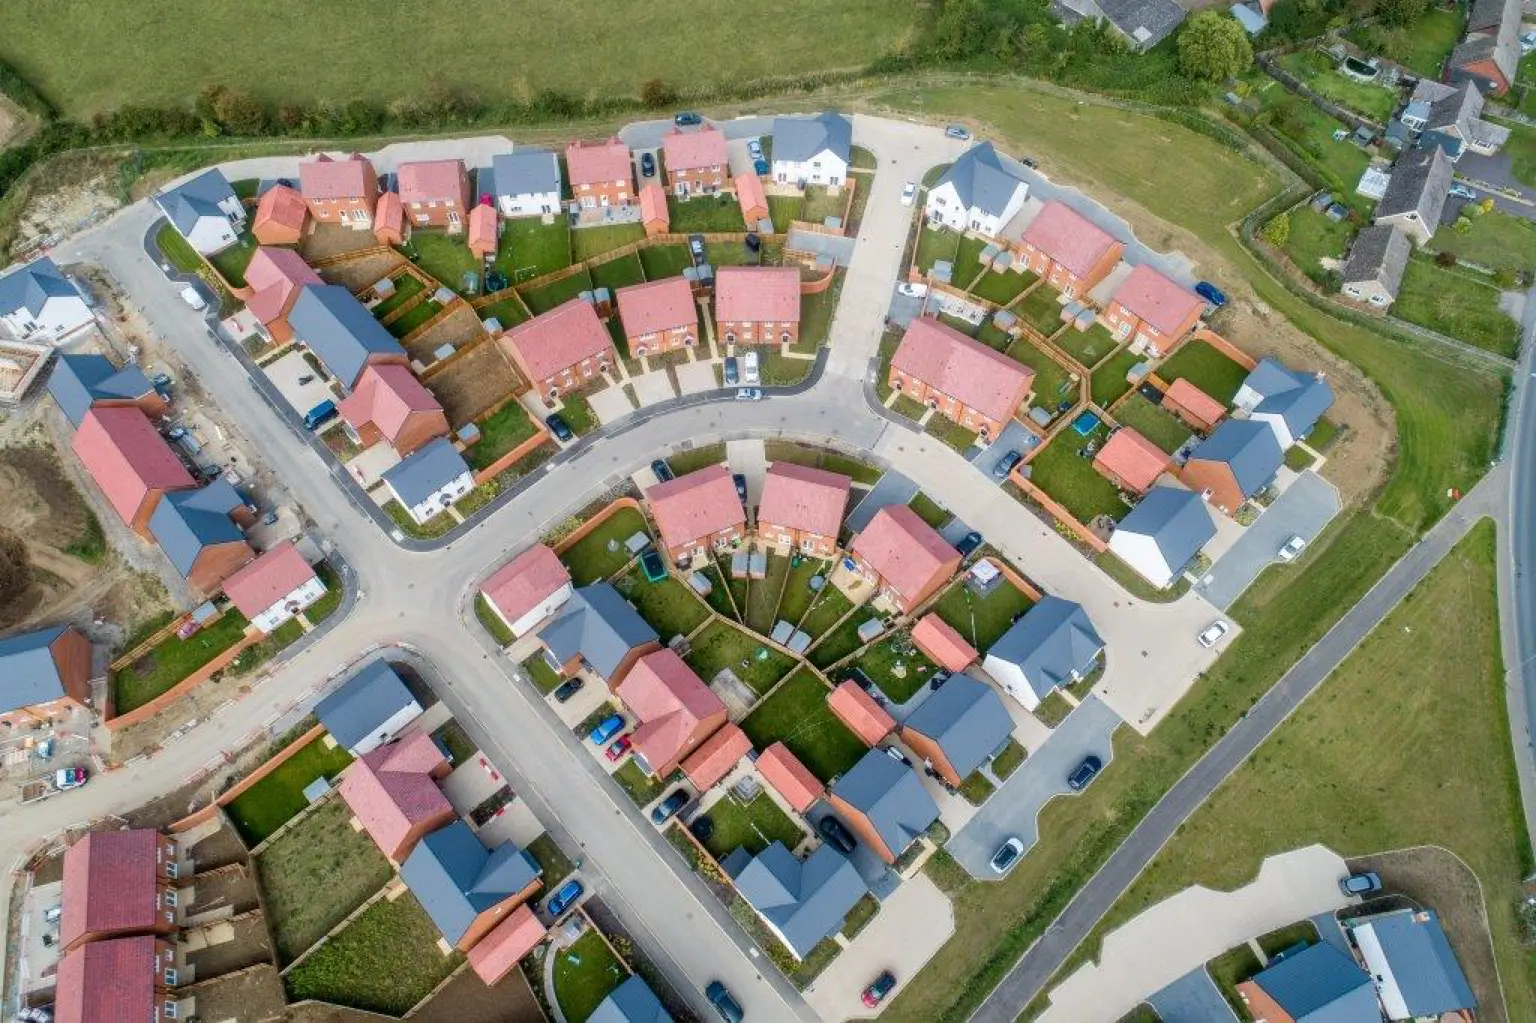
845,471,919,533
675,358,718,395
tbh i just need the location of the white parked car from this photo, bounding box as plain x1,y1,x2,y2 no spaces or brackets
180,285,207,311
735,388,763,401
1448,184,1478,200
897,282,928,298
1198,621,1230,649
900,181,917,206
742,350,761,385
1278,535,1307,561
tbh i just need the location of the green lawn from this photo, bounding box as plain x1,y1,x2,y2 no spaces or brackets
559,389,599,435
667,194,745,232
572,223,645,262
612,568,710,639
1503,122,1536,192
798,271,841,349
970,268,1034,306
613,758,668,806
992,738,1027,779
384,298,441,338
225,735,355,844
666,442,726,476
1278,50,1398,122
745,554,791,634
558,506,648,585
640,244,693,281
807,610,875,669
590,252,646,292
527,832,577,886
915,224,961,275
1206,943,1262,1018
1090,348,1140,409
930,578,1035,652
1430,211,1536,274
700,792,807,860
520,267,594,314
763,440,881,485
432,720,478,765
926,414,979,453
467,401,539,470
475,593,514,645
1270,99,1374,202
1280,208,1355,284
684,619,793,695
209,233,258,287
406,231,480,292
741,668,868,783
768,194,805,229
1055,324,1119,369
797,585,855,640
1008,336,1077,413
1393,7,1464,77
1393,259,1520,358
383,499,456,539
842,893,880,939
1027,437,1130,524
371,274,425,320
523,654,564,693
497,217,572,281
155,223,203,273
111,609,252,715
775,558,830,627
855,632,936,702
951,235,989,289
907,492,950,529
476,294,531,327
1111,393,1191,452
1015,285,1065,337
305,562,345,625
1156,340,1249,404
552,930,630,1022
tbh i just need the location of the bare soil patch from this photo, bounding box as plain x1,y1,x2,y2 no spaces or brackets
302,223,390,264
184,964,288,1022
315,250,404,293
412,964,544,1022
424,338,525,428
401,302,485,361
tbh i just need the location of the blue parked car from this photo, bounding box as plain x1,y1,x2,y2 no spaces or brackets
546,879,584,917
753,158,769,176
1194,281,1227,308
588,714,625,745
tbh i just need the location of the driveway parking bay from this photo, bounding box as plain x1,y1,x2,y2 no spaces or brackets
1195,471,1341,610
967,420,1039,483
805,801,899,899
263,350,334,417
845,470,919,533
588,385,638,425
674,359,718,395
631,368,677,406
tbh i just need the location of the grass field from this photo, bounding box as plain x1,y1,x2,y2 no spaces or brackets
1393,259,1520,358
111,610,252,715
741,668,867,783
1156,340,1249,405
1503,122,1536,191
1027,436,1128,524
572,223,645,262
1280,208,1354,283
612,568,710,640
1430,210,1536,273
1090,348,1140,409
553,930,630,1022
929,578,1034,652
225,736,355,844
1009,336,1077,413
1278,50,1398,122
700,792,807,860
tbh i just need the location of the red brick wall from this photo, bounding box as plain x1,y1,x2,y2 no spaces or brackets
50,628,93,706
187,541,256,595
395,408,451,456
1177,460,1242,515
718,319,799,346
669,166,728,196
627,322,698,356
900,726,962,787
459,877,543,952
756,522,836,558
307,195,377,226
827,792,896,863
575,179,633,209
887,368,1012,440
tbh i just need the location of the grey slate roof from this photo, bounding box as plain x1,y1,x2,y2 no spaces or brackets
1249,942,1379,1023
382,437,470,507
147,480,247,577
987,596,1105,701
314,660,418,751
157,168,237,236
46,354,154,427
0,257,78,320
901,673,1012,781
490,150,562,198
933,143,1028,217
1466,0,1509,31
588,975,673,1023
1243,357,1335,440
1340,224,1410,298
287,284,405,388
537,583,658,680
1375,147,1453,229
1114,486,1216,576
1053,0,1186,48
771,113,853,166
0,625,70,711
1360,908,1476,1017
1191,418,1284,498
399,821,540,946
723,841,869,958
830,749,939,859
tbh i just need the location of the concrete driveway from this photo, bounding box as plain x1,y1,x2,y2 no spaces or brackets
947,695,1120,878
727,439,768,506
263,349,334,416
845,471,919,532
630,368,676,406
968,420,1039,482
1148,968,1237,1023
1196,470,1341,610
675,359,717,395
589,385,637,424
1454,152,1536,223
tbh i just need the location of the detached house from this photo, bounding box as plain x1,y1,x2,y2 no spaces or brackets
983,596,1105,711
1350,907,1476,1021
315,659,423,756
479,543,573,639
221,540,326,635
1235,941,1379,1023
924,142,1029,237
500,297,617,398
1340,223,1411,309
399,821,542,951
537,583,661,684
382,437,474,525
723,842,868,960
1100,265,1204,356
848,505,961,613
661,125,730,197
756,462,851,558
1448,0,1520,95
491,150,562,219
147,480,255,593
339,730,454,863
771,112,852,188
591,977,670,1022
827,749,939,864
0,256,95,342
616,277,698,357
156,169,245,255
1177,418,1284,515
1400,79,1509,161
1093,427,1170,494
1373,147,1453,247
614,648,728,777
397,159,471,233
890,316,1034,441
1052,0,1186,51
566,138,633,210
288,284,408,388
245,246,322,343
715,266,801,346
1015,201,1124,298
646,465,746,565
72,407,194,536
338,363,449,455
1108,486,1216,590
47,353,165,427
900,673,1012,787
1233,357,1334,448
299,153,380,230
251,183,308,245
0,624,93,728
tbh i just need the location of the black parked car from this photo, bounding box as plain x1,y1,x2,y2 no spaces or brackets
689,234,707,265
956,531,984,558
552,678,584,703
651,459,674,483
733,473,748,504
723,357,740,386
817,815,858,854
640,151,656,177
706,982,743,1024
1067,754,1103,792
991,450,1022,480
545,413,573,442
650,788,690,824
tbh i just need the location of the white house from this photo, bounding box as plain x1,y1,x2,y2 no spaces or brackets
314,660,423,756
491,150,563,219
1107,487,1215,590
381,437,474,525
770,113,852,188
156,168,247,255
924,142,1029,238
981,596,1105,711
481,543,574,638
220,541,328,635
0,257,94,342
1233,358,1336,450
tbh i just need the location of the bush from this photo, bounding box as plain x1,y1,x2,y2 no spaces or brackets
1435,249,1459,268
1262,213,1291,247
640,78,678,108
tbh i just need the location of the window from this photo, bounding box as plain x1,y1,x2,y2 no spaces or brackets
165,861,179,879
164,969,178,986
163,890,178,908
724,332,736,345
165,1001,178,1019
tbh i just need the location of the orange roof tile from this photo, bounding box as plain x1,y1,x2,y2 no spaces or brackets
616,649,726,772
736,173,768,220
617,278,697,338
1093,427,1170,492
221,541,317,619
397,159,465,205
468,203,498,252
299,153,377,201
828,680,895,745
639,183,669,228
338,364,444,448
646,465,745,552
910,614,978,673
565,138,632,187
891,317,1033,425
661,126,727,171
1165,377,1226,425
468,904,546,985
481,544,571,627
500,298,615,382
849,505,960,609
682,723,750,790
1020,201,1119,278
715,266,800,324
375,191,404,234
252,184,307,241
757,742,824,811
72,407,194,525
1110,265,1204,337
757,463,850,541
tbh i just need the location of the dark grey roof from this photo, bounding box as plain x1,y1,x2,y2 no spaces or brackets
537,583,658,680
314,660,419,750
381,437,470,508
1250,942,1379,1022
1466,0,1508,31
0,625,70,711
490,150,562,198
1359,909,1475,1017
1340,224,1410,298
986,596,1105,700
46,354,154,426
400,821,540,946
287,284,405,388
0,257,78,320
1191,418,1284,497
1425,80,1483,136
1114,486,1215,574
830,749,939,859
1375,147,1452,228
933,143,1028,218
724,841,868,958
1243,357,1335,439
771,113,853,166
588,976,672,1023
1455,0,1520,82
902,673,1012,781
147,481,247,577
1092,0,1186,48
157,168,237,236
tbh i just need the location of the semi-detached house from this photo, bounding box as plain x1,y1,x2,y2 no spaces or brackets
299,153,379,229
714,266,801,346
499,297,617,398
1100,264,1204,356
646,465,746,565
244,246,322,344
1014,200,1124,298
924,142,1029,238
756,462,851,558
661,126,730,197
614,648,728,777
890,316,1034,440
616,277,698,357
566,138,633,210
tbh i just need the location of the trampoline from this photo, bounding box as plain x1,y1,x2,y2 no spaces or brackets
1071,411,1102,436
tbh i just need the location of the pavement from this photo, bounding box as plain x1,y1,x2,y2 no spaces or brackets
1195,470,1342,610
1147,968,1238,1023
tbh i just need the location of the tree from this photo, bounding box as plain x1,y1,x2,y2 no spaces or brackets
640,78,678,109
1262,212,1291,246
1435,249,1459,267
1177,11,1254,81
1377,0,1426,27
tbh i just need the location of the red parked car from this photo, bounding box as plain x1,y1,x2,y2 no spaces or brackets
605,735,633,762
862,971,896,1008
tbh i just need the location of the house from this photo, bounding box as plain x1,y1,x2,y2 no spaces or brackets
639,183,670,236
1108,486,1217,590
681,721,751,790
889,317,1034,441
616,278,699,358
61,828,179,952
382,437,474,524
771,113,852,188
1015,201,1124,298
1373,147,1453,247
220,540,325,634
828,679,896,745
1052,0,1186,50
245,246,322,344
299,153,380,229
536,583,661,684
467,903,547,986
722,841,869,959
1093,427,1170,494
983,596,1105,711
147,480,255,592
287,283,407,388
490,150,563,219
910,614,978,673
1235,941,1380,1023
925,142,1029,237
1448,0,1521,95
468,203,498,260
1233,357,1335,448
0,624,93,728
251,183,308,245
756,742,824,812
646,465,746,565
314,659,424,756
47,353,165,427
827,749,940,864
1400,80,1509,161
1176,418,1284,515
71,407,194,535
1340,224,1411,309
399,821,541,951
339,730,454,863
714,266,801,346
848,505,962,613
156,168,245,255
901,673,1012,787
1100,265,1204,355
397,159,472,233
374,191,406,246
1162,377,1226,432
1350,908,1476,1021
338,363,448,455
566,137,633,210
756,463,850,558
736,173,770,227
614,648,728,777
589,976,672,1023
480,544,573,639
661,126,729,197
500,297,617,398
55,935,186,1024
0,256,94,342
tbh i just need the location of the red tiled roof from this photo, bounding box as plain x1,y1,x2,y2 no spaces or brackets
757,741,824,811
252,184,307,237
736,173,768,220
911,614,978,673
682,722,750,790
468,203,498,251
1094,427,1170,492
375,191,404,233
646,465,745,551
891,317,1034,425
828,680,895,745
60,829,164,950
1165,377,1226,425
1110,265,1204,337
397,159,465,204
639,183,669,228
72,408,194,526
850,505,961,608
300,153,377,201
339,731,451,861
617,278,697,338
338,363,443,448
1020,201,1119,278
661,126,727,171
715,266,800,324
481,544,570,627
221,541,317,619
244,246,321,325
565,138,631,187
56,935,159,1024
616,649,726,771
500,298,614,382
758,463,850,541
468,903,547,985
